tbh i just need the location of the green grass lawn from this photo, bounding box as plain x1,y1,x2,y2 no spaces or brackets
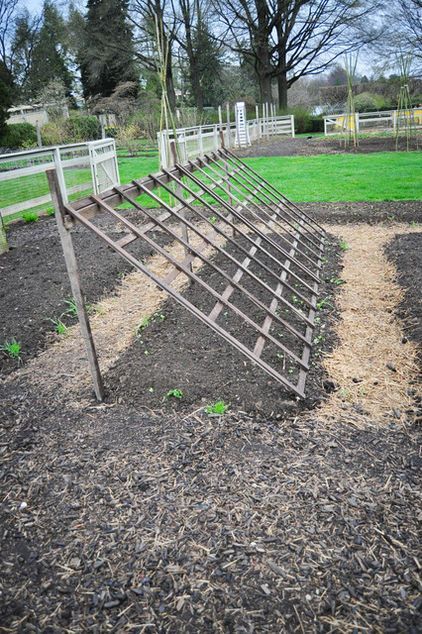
2,150,420,224
245,152,422,202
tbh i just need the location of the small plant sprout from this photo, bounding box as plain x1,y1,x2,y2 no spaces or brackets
64,298,78,317
1,339,22,361
22,211,38,223
339,240,349,251
330,276,346,286
209,215,217,225
166,388,184,400
316,297,332,311
136,316,150,333
205,400,229,415
50,318,68,336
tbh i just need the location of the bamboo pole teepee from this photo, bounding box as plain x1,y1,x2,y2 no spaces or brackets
395,52,417,151
343,54,359,149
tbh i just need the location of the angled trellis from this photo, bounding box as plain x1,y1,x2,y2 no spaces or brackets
48,146,325,402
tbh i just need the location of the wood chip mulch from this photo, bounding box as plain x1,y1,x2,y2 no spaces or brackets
1,402,421,632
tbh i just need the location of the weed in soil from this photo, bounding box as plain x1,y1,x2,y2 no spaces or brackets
0,338,22,361
205,400,230,415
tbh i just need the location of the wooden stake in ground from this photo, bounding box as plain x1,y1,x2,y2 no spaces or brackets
0,214,8,254
47,169,104,402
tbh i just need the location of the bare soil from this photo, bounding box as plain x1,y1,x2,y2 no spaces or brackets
387,232,422,365
0,213,171,376
237,134,421,157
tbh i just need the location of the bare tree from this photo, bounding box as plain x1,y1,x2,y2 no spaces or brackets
397,0,422,54
212,0,380,108
129,0,178,110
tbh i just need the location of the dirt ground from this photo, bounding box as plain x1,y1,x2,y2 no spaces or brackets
237,134,421,157
1,200,422,630
387,232,422,361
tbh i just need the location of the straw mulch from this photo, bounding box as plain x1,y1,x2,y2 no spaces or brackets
317,223,421,425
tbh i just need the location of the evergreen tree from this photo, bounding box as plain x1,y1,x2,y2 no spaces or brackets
0,60,13,136
26,1,73,100
80,0,138,99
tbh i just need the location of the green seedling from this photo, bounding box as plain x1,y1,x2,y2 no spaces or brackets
339,240,349,252
50,318,68,336
166,388,184,400
137,316,150,333
330,277,345,286
1,339,22,360
316,297,332,311
46,208,55,217
22,211,38,223
64,298,78,317
136,312,165,335
205,400,229,415
209,215,217,225
313,334,325,345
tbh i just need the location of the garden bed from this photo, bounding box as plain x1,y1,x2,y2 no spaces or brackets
237,133,421,157
1,202,420,378
386,232,422,363
0,215,421,632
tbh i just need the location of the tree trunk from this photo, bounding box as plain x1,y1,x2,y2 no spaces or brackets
258,73,272,104
278,72,288,110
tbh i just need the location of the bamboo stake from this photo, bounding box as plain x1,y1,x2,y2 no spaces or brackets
343,54,359,148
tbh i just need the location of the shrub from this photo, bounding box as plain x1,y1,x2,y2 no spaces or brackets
41,113,101,145
41,121,67,146
64,113,100,141
354,92,388,112
279,106,312,134
308,116,324,133
0,122,37,149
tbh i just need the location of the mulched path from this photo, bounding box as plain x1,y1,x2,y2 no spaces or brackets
1,390,420,632
237,134,421,157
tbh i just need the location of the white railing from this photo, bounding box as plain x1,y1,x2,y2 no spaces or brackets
324,108,422,135
0,138,119,221
158,114,295,169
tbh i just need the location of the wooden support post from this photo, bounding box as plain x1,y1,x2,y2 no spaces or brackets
46,169,105,402
0,213,9,254
218,105,223,131
226,103,231,148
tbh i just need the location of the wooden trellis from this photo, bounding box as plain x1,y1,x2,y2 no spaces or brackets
47,147,325,402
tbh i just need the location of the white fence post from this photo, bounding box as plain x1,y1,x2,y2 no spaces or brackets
213,124,219,152
54,147,68,203
226,103,231,149
198,125,204,155
291,115,295,138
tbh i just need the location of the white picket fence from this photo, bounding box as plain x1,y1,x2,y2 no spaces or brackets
158,114,295,169
324,108,422,135
0,138,119,221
